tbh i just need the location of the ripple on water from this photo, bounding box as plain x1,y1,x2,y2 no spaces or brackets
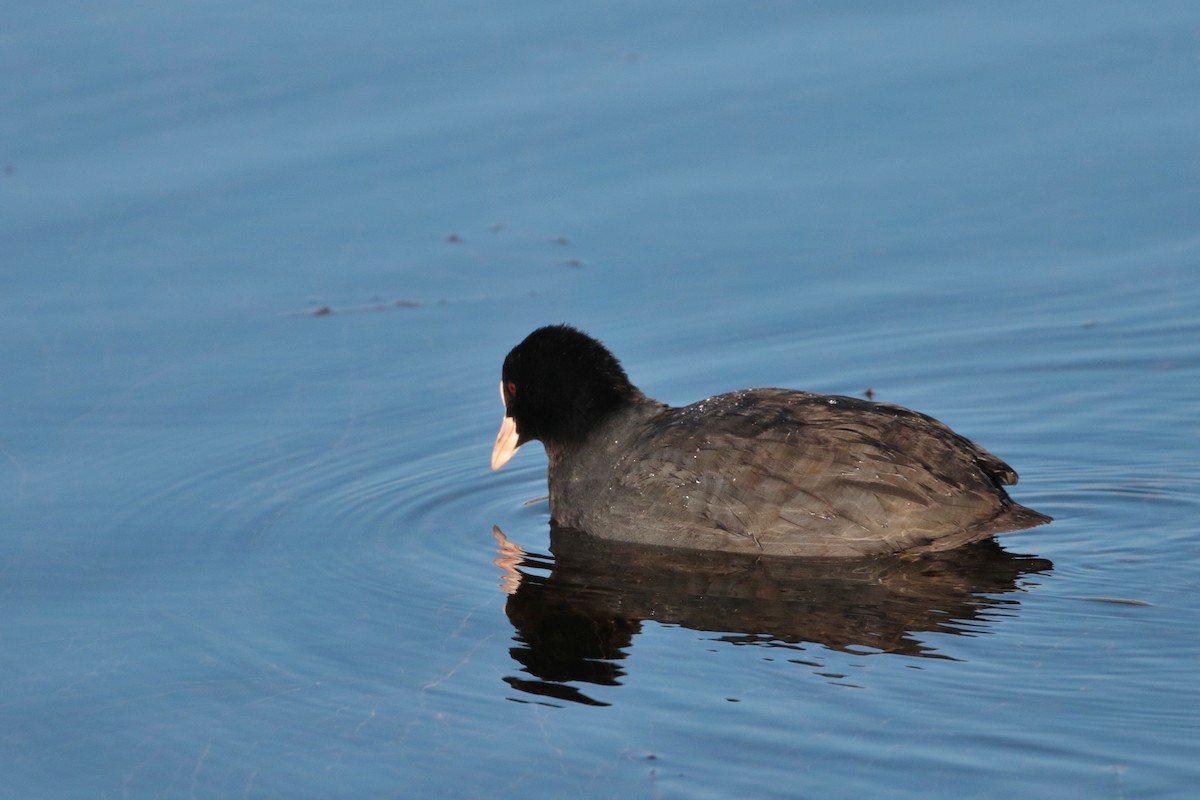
62,397,525,697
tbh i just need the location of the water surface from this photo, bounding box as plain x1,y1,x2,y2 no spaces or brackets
3,2,1198,798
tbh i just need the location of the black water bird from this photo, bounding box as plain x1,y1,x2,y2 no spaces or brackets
491,325,1050,557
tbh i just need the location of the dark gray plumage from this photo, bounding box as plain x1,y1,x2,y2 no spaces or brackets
492,325,1051,557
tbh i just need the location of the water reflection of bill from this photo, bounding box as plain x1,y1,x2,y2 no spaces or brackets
493,524,1052,706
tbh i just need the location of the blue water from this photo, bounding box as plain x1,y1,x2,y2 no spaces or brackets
3,2,1198,798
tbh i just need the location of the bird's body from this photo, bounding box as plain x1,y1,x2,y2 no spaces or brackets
492,325,1050,557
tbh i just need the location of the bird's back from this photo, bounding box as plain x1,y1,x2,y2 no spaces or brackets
550,388,1050,557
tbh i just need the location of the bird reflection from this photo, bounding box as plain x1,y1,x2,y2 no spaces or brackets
494,524,1052,707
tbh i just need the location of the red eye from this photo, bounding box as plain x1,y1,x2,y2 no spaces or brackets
506,381,517,397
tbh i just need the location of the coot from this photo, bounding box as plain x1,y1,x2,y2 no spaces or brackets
491,325,1051,557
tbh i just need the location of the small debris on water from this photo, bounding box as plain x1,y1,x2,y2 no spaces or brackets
303,297,425,317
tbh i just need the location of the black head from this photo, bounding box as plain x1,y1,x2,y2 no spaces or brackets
493,325,640,465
